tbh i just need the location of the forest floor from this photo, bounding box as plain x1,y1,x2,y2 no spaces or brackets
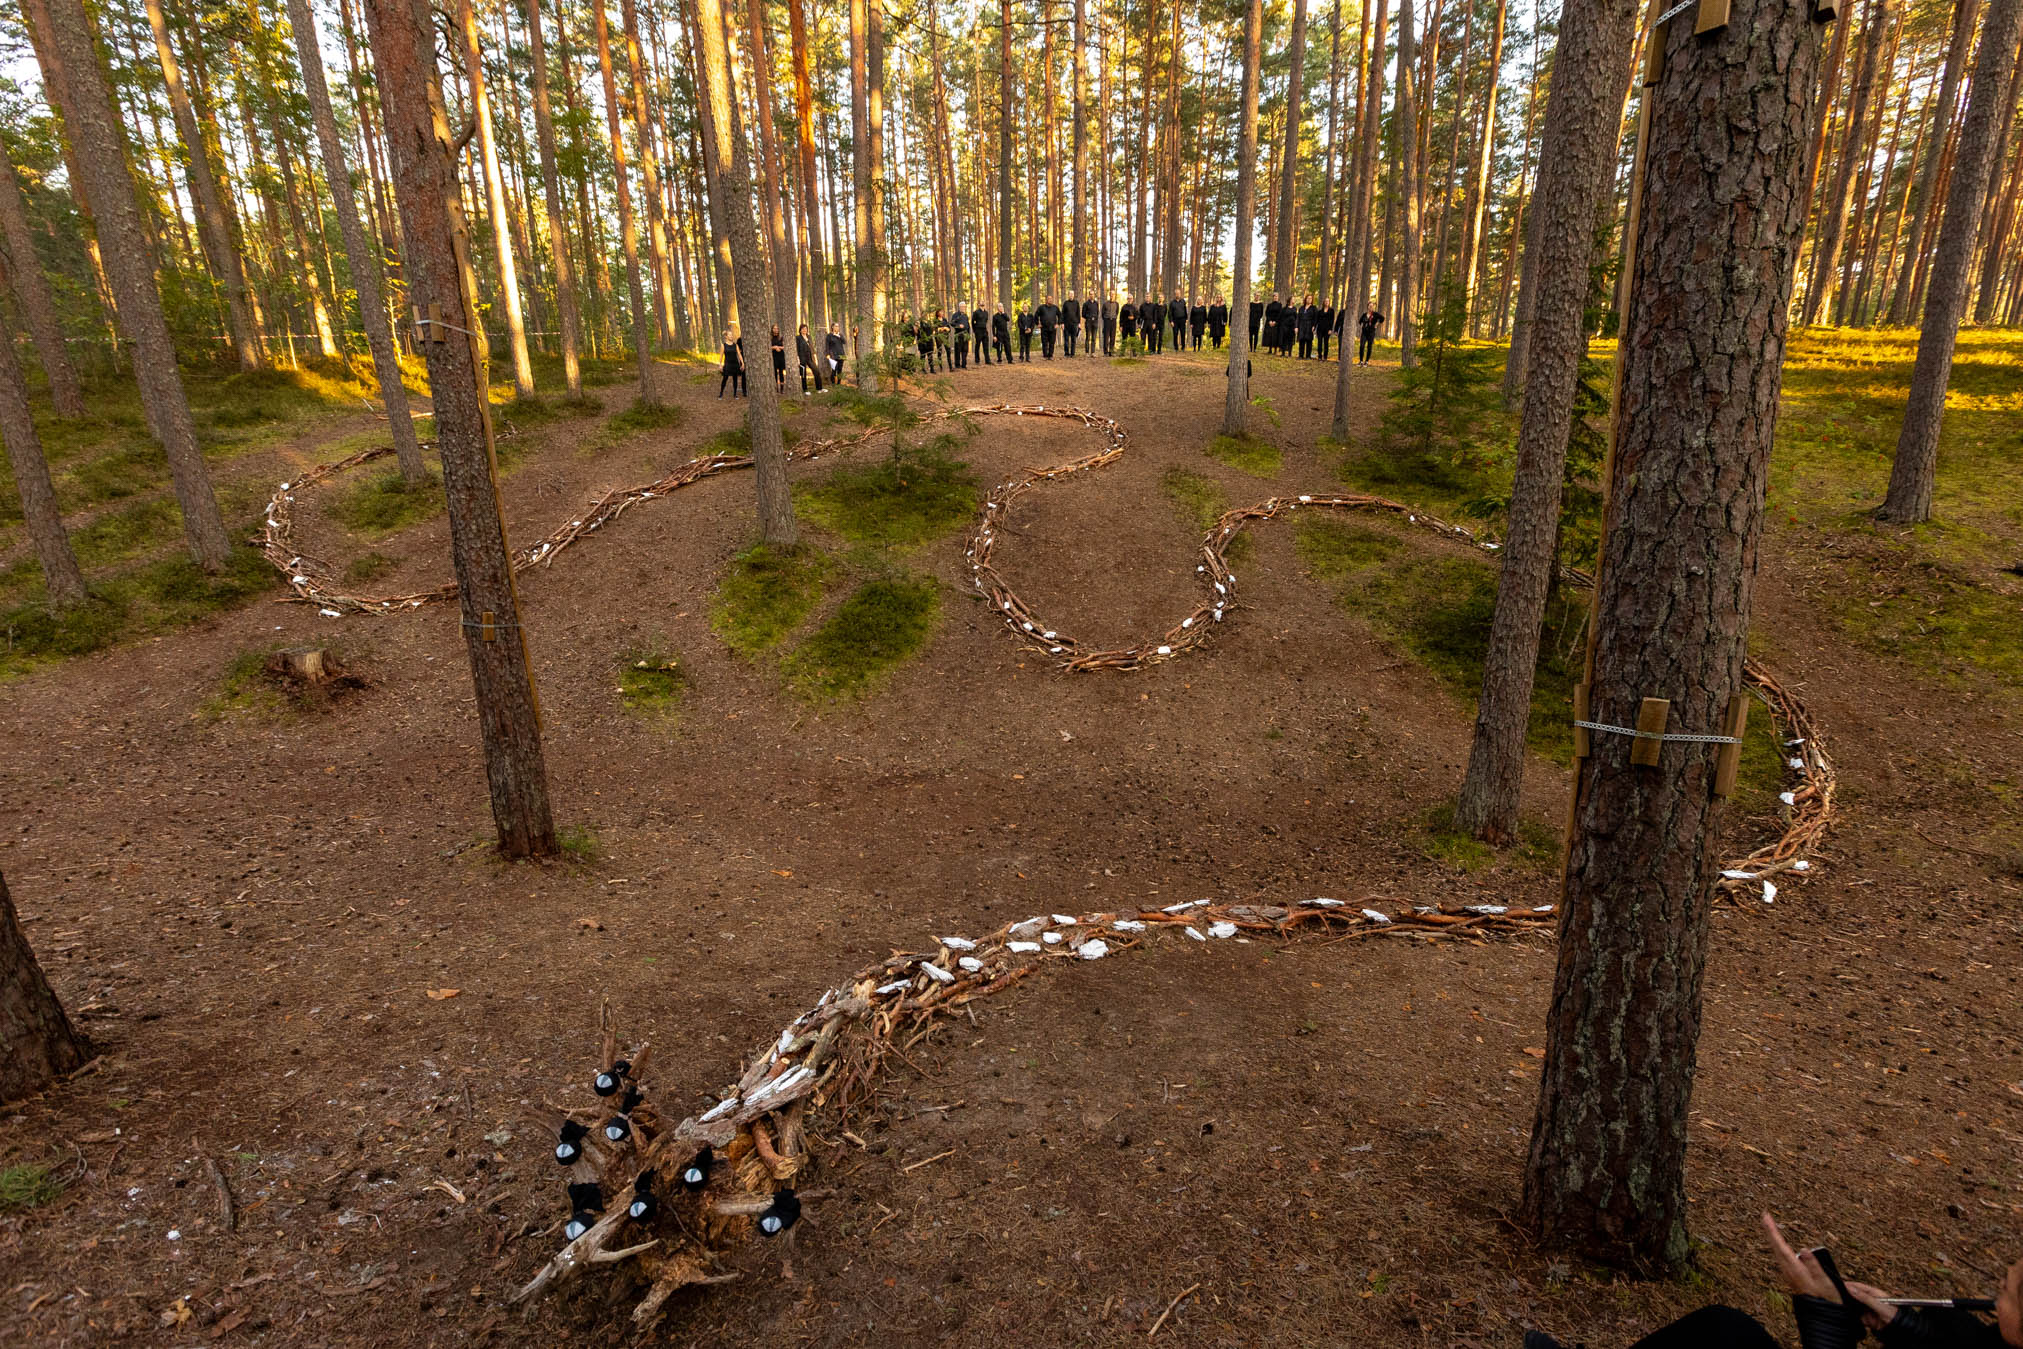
1,331,2020,1348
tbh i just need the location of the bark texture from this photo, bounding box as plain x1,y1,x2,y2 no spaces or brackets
524,0,584,396
0,304,88,608
0,146,85,417
1520,0,1822,1269
1885,0,1979,324
1,870,92,1107
288,0,424,482
1223,0,1263,436
1272,0,1310,298
1879,0,2023,522
1800,0,1894,326
459,0,535,396
1452,0,1641,842
592,0,658,403
362,0,558,860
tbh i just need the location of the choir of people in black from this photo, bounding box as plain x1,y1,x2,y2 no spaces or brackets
716,292,1358,396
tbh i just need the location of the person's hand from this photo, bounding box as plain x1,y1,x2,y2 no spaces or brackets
1761,1212,1839,1301
1843,1281,1899,1331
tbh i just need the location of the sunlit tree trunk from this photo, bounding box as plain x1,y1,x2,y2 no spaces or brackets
1879,0,2023,522
1969,28,2023,322
289,0,425,480
592,0,659,403
524,0,584,394
1801,0,1894,326
0,150,85,417
789,0,828,359
454,0,535,394
1459,0,1507,322
1525,0,1823,1267
1224,0,1262,436
1270,0,1311,298
0,308,87,609
1394,0,1420,364
41,0,231,571
1885,0,1976,324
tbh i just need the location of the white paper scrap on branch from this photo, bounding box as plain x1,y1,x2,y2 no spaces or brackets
1183,926,1207,941
1361,909,1392,924
1077,939,1109,960
958,957,984,973
1308,898,1344,908
920,962,955,985
1110,920,1146,932
1007,941,1042,954
1041,932,1064,945
1762,880,1778,904
1208,922,1238,939
1051,914,1078,926
699,1097,738,1123
939,936,978,951
1465,904,1508,915
876,980,911,996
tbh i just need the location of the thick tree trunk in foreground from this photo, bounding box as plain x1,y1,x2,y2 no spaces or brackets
1521,0,1821,1269
525,0,584,396
142,0,261,373
363,0,557,861
458,0,536,397
42,0,231,573
1272,0,1310,298
693,0,798,548
1452,0,1642,843
0,148,85,418
1223,0,1263,436
0,307,87,609
1879,0,2023,522
289,0,425,482
1,871,92,1107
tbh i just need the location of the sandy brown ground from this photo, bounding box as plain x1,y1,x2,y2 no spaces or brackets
2,345,2019,1348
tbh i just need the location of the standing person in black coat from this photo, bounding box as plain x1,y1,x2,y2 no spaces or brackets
1317,302,1336,360
1081,296,1099,355
1167,294,1188,353
1036,296,1060,358
795,324,819,393
1119,299,1138,346
1248,297,1263,346
971,303,991,365
1188,299,1207,350
1208,295,1228,348
1263,296,1285,356
770,325,788,390
1356,308,1384,364
718,326,746,398
1101,295,1118,353
1142,295,1164,353
1016,304,1035,361
1295,296,1315,359
824,323,847,381
993,304,1012,363
952,308,970,369
1060,293,1077,356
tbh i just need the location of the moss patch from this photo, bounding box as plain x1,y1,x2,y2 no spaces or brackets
794,449,979,551
343,552,396,585
616,644,686,720
783,575,939,700
599,397,688,446
711,544,833,656
1159,467,1253,563
1205,433,1283,478
329,468,445,537
1413,803,1559,873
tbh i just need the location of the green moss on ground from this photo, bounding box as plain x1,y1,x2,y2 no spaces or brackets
1159,467,1254,562
1204,432,1283,477
329,468,445,536
615,644,686,720
794,450,978,551
711,544,834,656
783,575,939,700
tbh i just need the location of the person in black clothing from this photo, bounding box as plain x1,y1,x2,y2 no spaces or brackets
1061,294,1078,356
770,325,787,390
1263,296,1283,350
1167,295,1188,353
1292,297,1312,359
1036,296,1061,358
1357,308,1384,364
1119,300,1138,346
952,308,969,369
1207,295,1228,348
909,313,934,372
1101,296,1118,353
971,303,991,365
795,324,820,393
1248,298,1263,346
1317,303,1336,360
824,323,847,382
993,304,1012,363
1016,304,1035,361
1525,1213,2023,1349
718,326,746,398
1188,299,1207,350
1081,296,1099,354
1142,296,1164,353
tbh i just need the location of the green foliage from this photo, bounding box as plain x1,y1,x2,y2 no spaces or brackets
615,644,686,720
1204,432,1283,477
794,436,979,550
0,1163,67,1212
783,575,939,700
0,544,277,680
71,499,184,566
199,646,287,721
1414,802,1557,872
330,468,445,536
557,824,603,863
1159,467,1253,562
1370,284,1499,484
494,393,600,428
711,544,833,655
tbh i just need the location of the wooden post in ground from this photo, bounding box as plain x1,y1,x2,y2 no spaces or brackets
362,0,558,860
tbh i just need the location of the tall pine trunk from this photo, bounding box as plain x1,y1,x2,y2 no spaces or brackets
1800,0,1893,326
289,0,425,481
1885,0,1977,324
852,0,882,381
1460,0,1507,321
789,0,828,360
1224,0,1263,436
362,0,558,860
525,0,585,395
1,871,92,1107
593,0,660,403
0,148,86,417
1879,0,2023,521
41,0,232,572
1451,0,1641,842
1523,0,1822,1267
1394,0,1420,364
1272,0,1311,299
0,305,88,608
456,0,535,395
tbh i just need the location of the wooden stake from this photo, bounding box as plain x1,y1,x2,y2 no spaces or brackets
1712,694,1749,797
1630,697,1671,767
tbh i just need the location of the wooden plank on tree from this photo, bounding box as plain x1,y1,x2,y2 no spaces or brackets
1712,694,1749,797
1694,0,1731,33
1631,697,1670,767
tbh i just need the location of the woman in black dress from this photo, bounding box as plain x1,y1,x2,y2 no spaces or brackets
718,326,746,398
770,325,787,392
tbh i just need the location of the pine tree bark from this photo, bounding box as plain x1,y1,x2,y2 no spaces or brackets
0,871,92,1107
142,0,261,371
1316,0,1344,303
524,0,585,394
692,0,796,546
1272,0,1311,298
1885,0,1977,324
1333,0,1384,438
0,305,87,609
1801,0,1893,326
1072,0,1089,295
289,0,425,481
1394,0,1420,363
18,0,121,357
852,0,883,381
455,0,535,395
1159,0,1184,294
41,0,231,572
789,0,828,359
1452,0,1641,842
592,0,660,403
1523,0,1823,1269
1459,0,1507,319
618,0,680,348
1879,0,2023,521
362,0,558,860
1224,0,1263,436
742,0,791,336
0,149,85,417
1969,27,2023,322
998,0,1014,311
